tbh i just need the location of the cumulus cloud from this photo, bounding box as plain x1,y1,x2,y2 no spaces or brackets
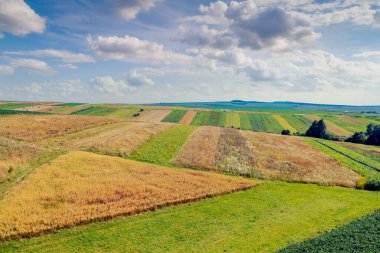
178,25,233,49
181,1,229,25
90,76,133,96
127,70,154,86
0,65,14,75
5,49,95,63
20,83,44,94
112,0,159,21
87,35,191,64
354,51,380,58
9,58,53,74
0,0,45,38
59,63,78,69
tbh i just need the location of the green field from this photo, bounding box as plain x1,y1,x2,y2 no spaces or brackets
0,103,34,110
70,106,116,116
161,110,187,123
128,125,196,165
322,115,369,134
282,115,311,133
279,210,380,253
0,109,47,115
2,181,379,253
249,114,284,133
240,113,253,130
217,112,227,127
54,103,85,107
191,112,221,126
224,112,241,128
306,139,380,189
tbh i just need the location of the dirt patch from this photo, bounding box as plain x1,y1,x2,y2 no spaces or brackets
179,111,197,125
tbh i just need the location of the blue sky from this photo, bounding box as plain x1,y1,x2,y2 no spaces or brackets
0,0,380,105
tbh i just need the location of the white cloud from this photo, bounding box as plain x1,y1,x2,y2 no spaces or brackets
0,0,45,38
87,35,191,64
0,65,14,75
21,83,44,94
5,49,95,63
181,1,229,25
113,0,159,21
178,25,233,49
127,70,154,86
9,58,53,74
59,63,78,69
90,76,134,96
354,51,380,58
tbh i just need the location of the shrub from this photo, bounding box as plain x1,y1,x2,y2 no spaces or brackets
364,180,380,191
281,129,291,135
345,131,366,144
305,119,326,138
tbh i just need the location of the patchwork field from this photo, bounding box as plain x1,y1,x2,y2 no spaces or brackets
272,114,297,133
0,103,35,110
129,125,196,165
178,110,197,124
282,114,311,133
304,114,350,136
161,110,186,123
2,182,379,252
0,115,116,141
0,151,255,241
248,114,284,133
243,132,359,187
136,110,172,123
191,111,221,126
224,112,241,128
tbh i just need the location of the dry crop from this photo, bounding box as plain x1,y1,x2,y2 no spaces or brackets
242,131,359,187
0,115,116,141
179,111,197,125
174,126,221,170
136,110,172,123
0,151,257,240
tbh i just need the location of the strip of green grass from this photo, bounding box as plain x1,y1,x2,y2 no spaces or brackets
323,115,368,134
54,103,85,107
161,110,187,123
2,181,379,252
217,112,227,127
240,113,252,130
107,109,140,119
191,112,221,126
128,125,196,165
249,114,284,133
0,109,48,115
282,115,310,133
305,139,380,184
278,210,380,253
225,113,241,128
0,103,34,110
70,107,117,116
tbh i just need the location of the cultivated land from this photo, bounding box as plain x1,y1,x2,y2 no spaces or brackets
0,101,379,252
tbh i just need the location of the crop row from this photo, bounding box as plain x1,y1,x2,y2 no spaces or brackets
282,115,310,133
161,110,187,123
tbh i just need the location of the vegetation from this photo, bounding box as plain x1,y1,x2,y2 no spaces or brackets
249,114,284,133
0,103,34,110
161,110,187,123
305,119,327,138
273,114,297,133
178,111,197,125
239,113,253,130
2,182,379,252
191,111,221,126
279,210,380,253
243,132,359,187
224,112,241,128
0,151,255,241
281,129,291,135
0,109,47,115
217,112,227,127
136,110,172,123
54,103,85,107
70,106,117,116
306,139,380,190
282,115,310,133
129,125,196,165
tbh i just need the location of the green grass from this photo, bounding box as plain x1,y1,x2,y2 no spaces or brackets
279,210,380,253
217,112,227,127
323,115,369,134
240,113,253,130
54,103,85,107
191,112,221,126
249,114,284,133
282,115,311,133
225,113,241,128
306,139,380,184
1,181,379,253
0,109,47,115
107,109,139,119
342,144,380,164
0,103,34,110
128,125,196,165
70,107,117,116
161,110,187,123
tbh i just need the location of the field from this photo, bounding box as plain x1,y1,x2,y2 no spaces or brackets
282,114,311,133
304,114,350,136
224,112,241,128
70,106,117,116
2,182,379,252
0,103,35,110
272,114,297,133
178,110,197,124
0,115,115,141
0,151,255,241
174,126,221,170
280,210,380,253
161,110,187,123
191,111,221,126
324,115,370,134
136,110,172,123
0,109,46,115
53,122,171,157
243,132,359,187
248,114,284,133
129,125,197,165
240,113,253,130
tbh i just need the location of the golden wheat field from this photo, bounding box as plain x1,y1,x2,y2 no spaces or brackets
56,122,172,156
0,151,257,240
174,126,221,170
136,110,172,123
242,131,359,187
0,115,117,141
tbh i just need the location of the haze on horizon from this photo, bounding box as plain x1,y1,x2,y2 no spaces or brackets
0,0,380,105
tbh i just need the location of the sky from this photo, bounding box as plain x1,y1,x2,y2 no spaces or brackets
0,0,380,105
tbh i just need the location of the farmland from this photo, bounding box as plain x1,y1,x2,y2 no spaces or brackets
224,112,241,128
191,111,221,126
161,110,187,123
178,110,197,124
248,114,284,133
136,110,172,123
282,114,311,133
1,182,379,252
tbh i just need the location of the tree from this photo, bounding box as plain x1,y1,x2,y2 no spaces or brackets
281,129,291,135
345,132,366,144
366,125,380,145
366,123,376,136
305,119,326,138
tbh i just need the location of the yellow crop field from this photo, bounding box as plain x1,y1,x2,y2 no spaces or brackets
243,131,360,187
0,115,117,141
272,114,297,133
0,151,257,240
174,126,221,170
58,122,171,156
